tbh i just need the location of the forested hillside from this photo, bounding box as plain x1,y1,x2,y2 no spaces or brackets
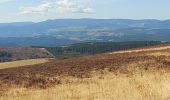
46,41,164,59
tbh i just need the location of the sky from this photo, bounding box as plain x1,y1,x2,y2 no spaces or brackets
0,0,170,22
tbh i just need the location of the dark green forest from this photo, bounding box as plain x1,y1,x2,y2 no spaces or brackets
0,51,12,62
46,41,165,59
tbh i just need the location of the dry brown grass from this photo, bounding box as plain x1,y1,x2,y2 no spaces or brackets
0,45,170,100
110,45,170,54
0,59,48,70
147,52,170,57
1,70,170,100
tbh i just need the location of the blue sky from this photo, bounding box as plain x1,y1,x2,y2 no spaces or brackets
0,0,170,22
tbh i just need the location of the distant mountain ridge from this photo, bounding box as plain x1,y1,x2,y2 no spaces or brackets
0,19,170,47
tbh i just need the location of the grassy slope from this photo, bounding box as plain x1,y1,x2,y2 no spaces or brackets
0,59,48,70
2,72,169,100
0,45,170,100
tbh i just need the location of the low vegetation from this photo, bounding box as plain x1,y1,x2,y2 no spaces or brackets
0,45,170,100
1,71,169,100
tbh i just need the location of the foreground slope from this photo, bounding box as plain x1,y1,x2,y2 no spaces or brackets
0,45,170,100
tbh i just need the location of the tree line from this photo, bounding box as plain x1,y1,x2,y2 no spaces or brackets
46,41,164,59
0,51,12,62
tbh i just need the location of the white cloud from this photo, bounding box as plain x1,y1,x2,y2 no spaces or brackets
20,2,52,15
20,0,94,15
56,0,94,13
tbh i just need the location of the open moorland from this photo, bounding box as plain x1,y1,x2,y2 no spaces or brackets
0,45,170,100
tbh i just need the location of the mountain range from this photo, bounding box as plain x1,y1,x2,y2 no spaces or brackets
0,19,170,47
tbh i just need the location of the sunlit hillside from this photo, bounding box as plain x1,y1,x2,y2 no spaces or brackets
0,59,48,70
0,45,170,100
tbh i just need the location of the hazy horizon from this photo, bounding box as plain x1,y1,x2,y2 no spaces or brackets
1,18,170,23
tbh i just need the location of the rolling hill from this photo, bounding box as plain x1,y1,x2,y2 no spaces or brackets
0,41,164,62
